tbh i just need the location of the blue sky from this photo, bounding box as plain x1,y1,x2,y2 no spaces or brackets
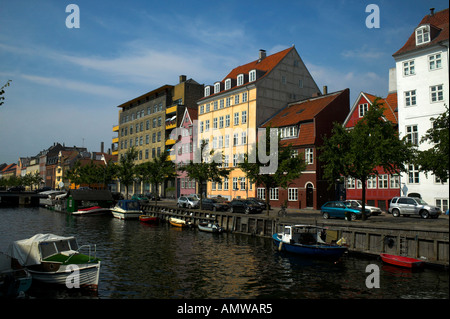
0,0,448,164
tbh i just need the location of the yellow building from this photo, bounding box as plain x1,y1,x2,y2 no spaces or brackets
197,47,320,200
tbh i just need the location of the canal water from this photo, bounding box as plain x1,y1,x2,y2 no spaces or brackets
0,207,448,300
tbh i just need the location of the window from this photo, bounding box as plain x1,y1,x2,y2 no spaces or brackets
249,70,256,82
406,125,418,145
270,188,279,200
242,92,248,102
241,131,247,145
390,174,400,188
213,118,218,130
219,116,224,128
200,105,204,114
220,100,224,108
232,177,238,190
205,119,210,132
226,97,231,107
257,188,265,200
403,60,415,76
367,176,377,189
235,94,240,104
214,82,221,94
430,85,444,102
233,133,239,146
234,112,239,125
224,155,229,167
225,135,229,148
225,114,230,127
378,175,388,189
405,90,416,106
288,188,298,201
237,74,244,86
358,103,368,117
429,53,442,70
214,101,218,110
298,79,303,88
347,177,355,189
305,148,314,164
408,164,419,184
200,121,204,133
233,154,237,166
240,177,246,190
224,177,229,190
241,111,247,124
435,199,448,212
416,26,430,45
225,79,231,90
206,103,210,113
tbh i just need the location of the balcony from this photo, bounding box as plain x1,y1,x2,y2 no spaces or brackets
165,105,177,115
112,137,119,144
112,125,119,132
165,139,176,146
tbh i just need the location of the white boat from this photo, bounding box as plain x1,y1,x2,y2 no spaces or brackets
8,234,101,290
198,221,224,233
111,200,142,219
72,206,111,216
169,217,192,227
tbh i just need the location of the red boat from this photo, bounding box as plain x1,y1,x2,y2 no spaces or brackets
139,215,159,224
380,253,425,269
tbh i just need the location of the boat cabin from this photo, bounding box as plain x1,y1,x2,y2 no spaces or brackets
280,225,327,245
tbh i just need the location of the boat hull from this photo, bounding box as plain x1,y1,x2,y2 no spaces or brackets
380,253,425,269
198,223,224,233
72,206,111,216
139,215,159,223
27,262,101,289
111,210,141,219
273,234,347,259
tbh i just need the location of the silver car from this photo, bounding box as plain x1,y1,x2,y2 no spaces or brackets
344,199,383,216
177,196,199,209
389,196,441,219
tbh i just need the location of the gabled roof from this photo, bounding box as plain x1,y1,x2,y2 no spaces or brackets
262,89,348,128
343,92,398,128
393,8,449,57
180,107,198,126
200,47,294,101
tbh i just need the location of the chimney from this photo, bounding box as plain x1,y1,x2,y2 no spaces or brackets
179,75,186,83
323,86,328,95
259,49,266,61
430,8,435,16
101,142,104,153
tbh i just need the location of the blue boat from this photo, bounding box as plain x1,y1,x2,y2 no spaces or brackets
273,225,347,259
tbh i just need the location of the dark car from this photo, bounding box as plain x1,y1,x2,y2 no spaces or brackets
246,197,268,210
201,198,230,211
7,186,25,192
229,199,262,214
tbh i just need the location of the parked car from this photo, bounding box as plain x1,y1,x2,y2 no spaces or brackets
388,196,441,219
229,199,262,214
7,186,25,192
177,196,199,209
145,193,160,201
344,199,382,216
201,198,230,211
247,197,269,210
131,193,149,202
321,201,371,220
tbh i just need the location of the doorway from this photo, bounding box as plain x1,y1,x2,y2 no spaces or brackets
306,183,314,208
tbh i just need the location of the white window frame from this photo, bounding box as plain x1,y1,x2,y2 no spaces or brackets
225,79,231,90
234,112,239,126
367,176,377,189
430,84,444,102
305,148,314,164
415,25,430,45
204,86,210,97
358,103,368,117
249,70,256,82
257,188,265,200
241,110,247,124
403,60,415,76
405,125,418,145
214,82,221,94
408,164,419,184
378,174,388,189
428,53,442,71
435,198,448,211
404,90,416,107
237,74,244,86
288,188,298,201
270,188,279,200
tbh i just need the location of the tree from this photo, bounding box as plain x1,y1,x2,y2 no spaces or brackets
319,99,415,220
414,106,449,182
180,140,230,210
115,147,139,199
135,151,177,205
0,80,11,107
238,127,306,215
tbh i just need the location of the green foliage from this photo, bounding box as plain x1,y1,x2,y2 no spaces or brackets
414,106,449,182
115,147,139,198
238,127,306,215
0,80,12,107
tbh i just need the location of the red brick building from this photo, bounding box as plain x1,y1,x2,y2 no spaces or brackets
261,88,350,209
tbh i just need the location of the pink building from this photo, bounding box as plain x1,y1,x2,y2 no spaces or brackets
175,107,198,197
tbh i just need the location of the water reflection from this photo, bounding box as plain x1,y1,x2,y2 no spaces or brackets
0,207,448,299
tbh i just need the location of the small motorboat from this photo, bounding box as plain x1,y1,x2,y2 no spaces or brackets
198,221,224,233
72,206,111,216
139,215,159,224
111,200,142,219
0,252,32,298
380,253,425,269
169,217,191,228
8,234,101,290
273,224,347,260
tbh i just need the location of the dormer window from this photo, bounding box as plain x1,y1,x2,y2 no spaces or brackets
204,86,210,97
416,25,430,45
237,74,244,86
249,70,256,82
214,82,221,94
225,79,231,90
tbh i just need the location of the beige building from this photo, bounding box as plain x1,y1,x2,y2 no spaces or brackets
197,47,320,200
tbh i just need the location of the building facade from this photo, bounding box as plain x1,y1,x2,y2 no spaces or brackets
343,91,400,212
197,47,320,200
392,8,449,211
261,89,350,209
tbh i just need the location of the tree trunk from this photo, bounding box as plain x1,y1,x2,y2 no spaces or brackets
265,185,270,216
361,176,367,221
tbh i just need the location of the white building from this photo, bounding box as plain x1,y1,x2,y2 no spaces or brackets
392,8,449,211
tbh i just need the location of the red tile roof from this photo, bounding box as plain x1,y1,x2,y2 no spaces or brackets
363,93,398,125
393,8,449,57
186,107,198,122
281,122,315,147
200,47,294,101
262,90,347,128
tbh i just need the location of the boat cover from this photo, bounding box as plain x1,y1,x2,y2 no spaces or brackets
7,234,75,266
